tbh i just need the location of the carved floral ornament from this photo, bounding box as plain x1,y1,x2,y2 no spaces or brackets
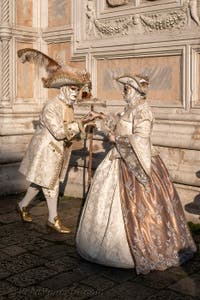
86,0,200,39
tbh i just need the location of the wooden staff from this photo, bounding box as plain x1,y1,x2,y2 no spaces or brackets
77,99,106,191
87,104,94,188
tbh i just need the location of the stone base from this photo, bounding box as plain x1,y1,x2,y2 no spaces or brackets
0,163,29,197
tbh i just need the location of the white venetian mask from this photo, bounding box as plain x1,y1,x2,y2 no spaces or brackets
122,84,140,104
59,85,80,105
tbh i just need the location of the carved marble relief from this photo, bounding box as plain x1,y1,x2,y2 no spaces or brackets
87,0,136,37
48,0,71,27
140,9,187,32
189,0,200,26
86,0,188,39
106,0,130,7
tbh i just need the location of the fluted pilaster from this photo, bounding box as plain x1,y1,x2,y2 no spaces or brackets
1,38,10,103
0,0,11,107
1,0,10,23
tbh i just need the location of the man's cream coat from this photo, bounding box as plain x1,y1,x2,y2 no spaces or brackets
19,98,80,189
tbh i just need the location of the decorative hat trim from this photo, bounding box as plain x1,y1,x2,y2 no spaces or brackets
116,74,149,95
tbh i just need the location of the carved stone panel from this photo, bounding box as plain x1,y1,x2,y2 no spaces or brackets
86,0,188,39
48,0,71,27
140,0,178,4
106,0,130,7
96,55,182,106
16,0,33,27
16,42,34,100
189,0,200,26
198,52,200,105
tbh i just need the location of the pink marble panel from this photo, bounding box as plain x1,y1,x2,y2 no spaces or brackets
48,0,71,27
97,55,182,105
17,43,34,99
16,0,32,27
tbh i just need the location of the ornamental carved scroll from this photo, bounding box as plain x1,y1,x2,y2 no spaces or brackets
106,0,129,7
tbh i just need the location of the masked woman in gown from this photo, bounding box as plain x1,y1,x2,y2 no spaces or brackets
76,74,196,274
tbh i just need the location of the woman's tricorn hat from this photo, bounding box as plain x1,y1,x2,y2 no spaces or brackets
116,74,149,96
17,48,91,89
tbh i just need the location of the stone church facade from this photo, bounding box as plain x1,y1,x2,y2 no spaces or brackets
0,0,200,222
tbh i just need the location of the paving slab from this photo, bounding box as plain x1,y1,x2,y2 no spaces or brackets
32,244,74,260
43,283,99,300
0,281,17,296
169,273,200,298
0,212,20,224
39,269,87,290
0,253,47,274
133,268,188,290
80,274,115,292
44,255,81,273
7,266,59,287
1,245,27,256
145,289,199,300
101,268,136,283
0,268,12,280
90,281,156,300
7,286,52,300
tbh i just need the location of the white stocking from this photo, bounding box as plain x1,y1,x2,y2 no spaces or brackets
42,181,59,223
19,183,40,209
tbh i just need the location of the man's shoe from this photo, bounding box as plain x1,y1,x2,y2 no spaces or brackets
47,216,71,234
16,203,32,223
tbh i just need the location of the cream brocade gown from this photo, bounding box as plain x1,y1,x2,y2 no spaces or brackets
76,100,196,274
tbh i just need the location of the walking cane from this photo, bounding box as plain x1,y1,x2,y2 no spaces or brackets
87,104,94,189
77,99,106,195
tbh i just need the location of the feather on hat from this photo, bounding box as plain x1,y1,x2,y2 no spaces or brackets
17,48,91,89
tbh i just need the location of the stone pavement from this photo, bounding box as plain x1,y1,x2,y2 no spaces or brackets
0,193,200,300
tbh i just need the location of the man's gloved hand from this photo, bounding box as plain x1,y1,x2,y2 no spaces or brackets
81,111,105,125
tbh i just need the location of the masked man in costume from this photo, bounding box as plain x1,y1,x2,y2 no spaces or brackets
17,48,94,233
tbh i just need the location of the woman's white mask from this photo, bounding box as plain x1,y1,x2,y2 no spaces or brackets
122,84,140,104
